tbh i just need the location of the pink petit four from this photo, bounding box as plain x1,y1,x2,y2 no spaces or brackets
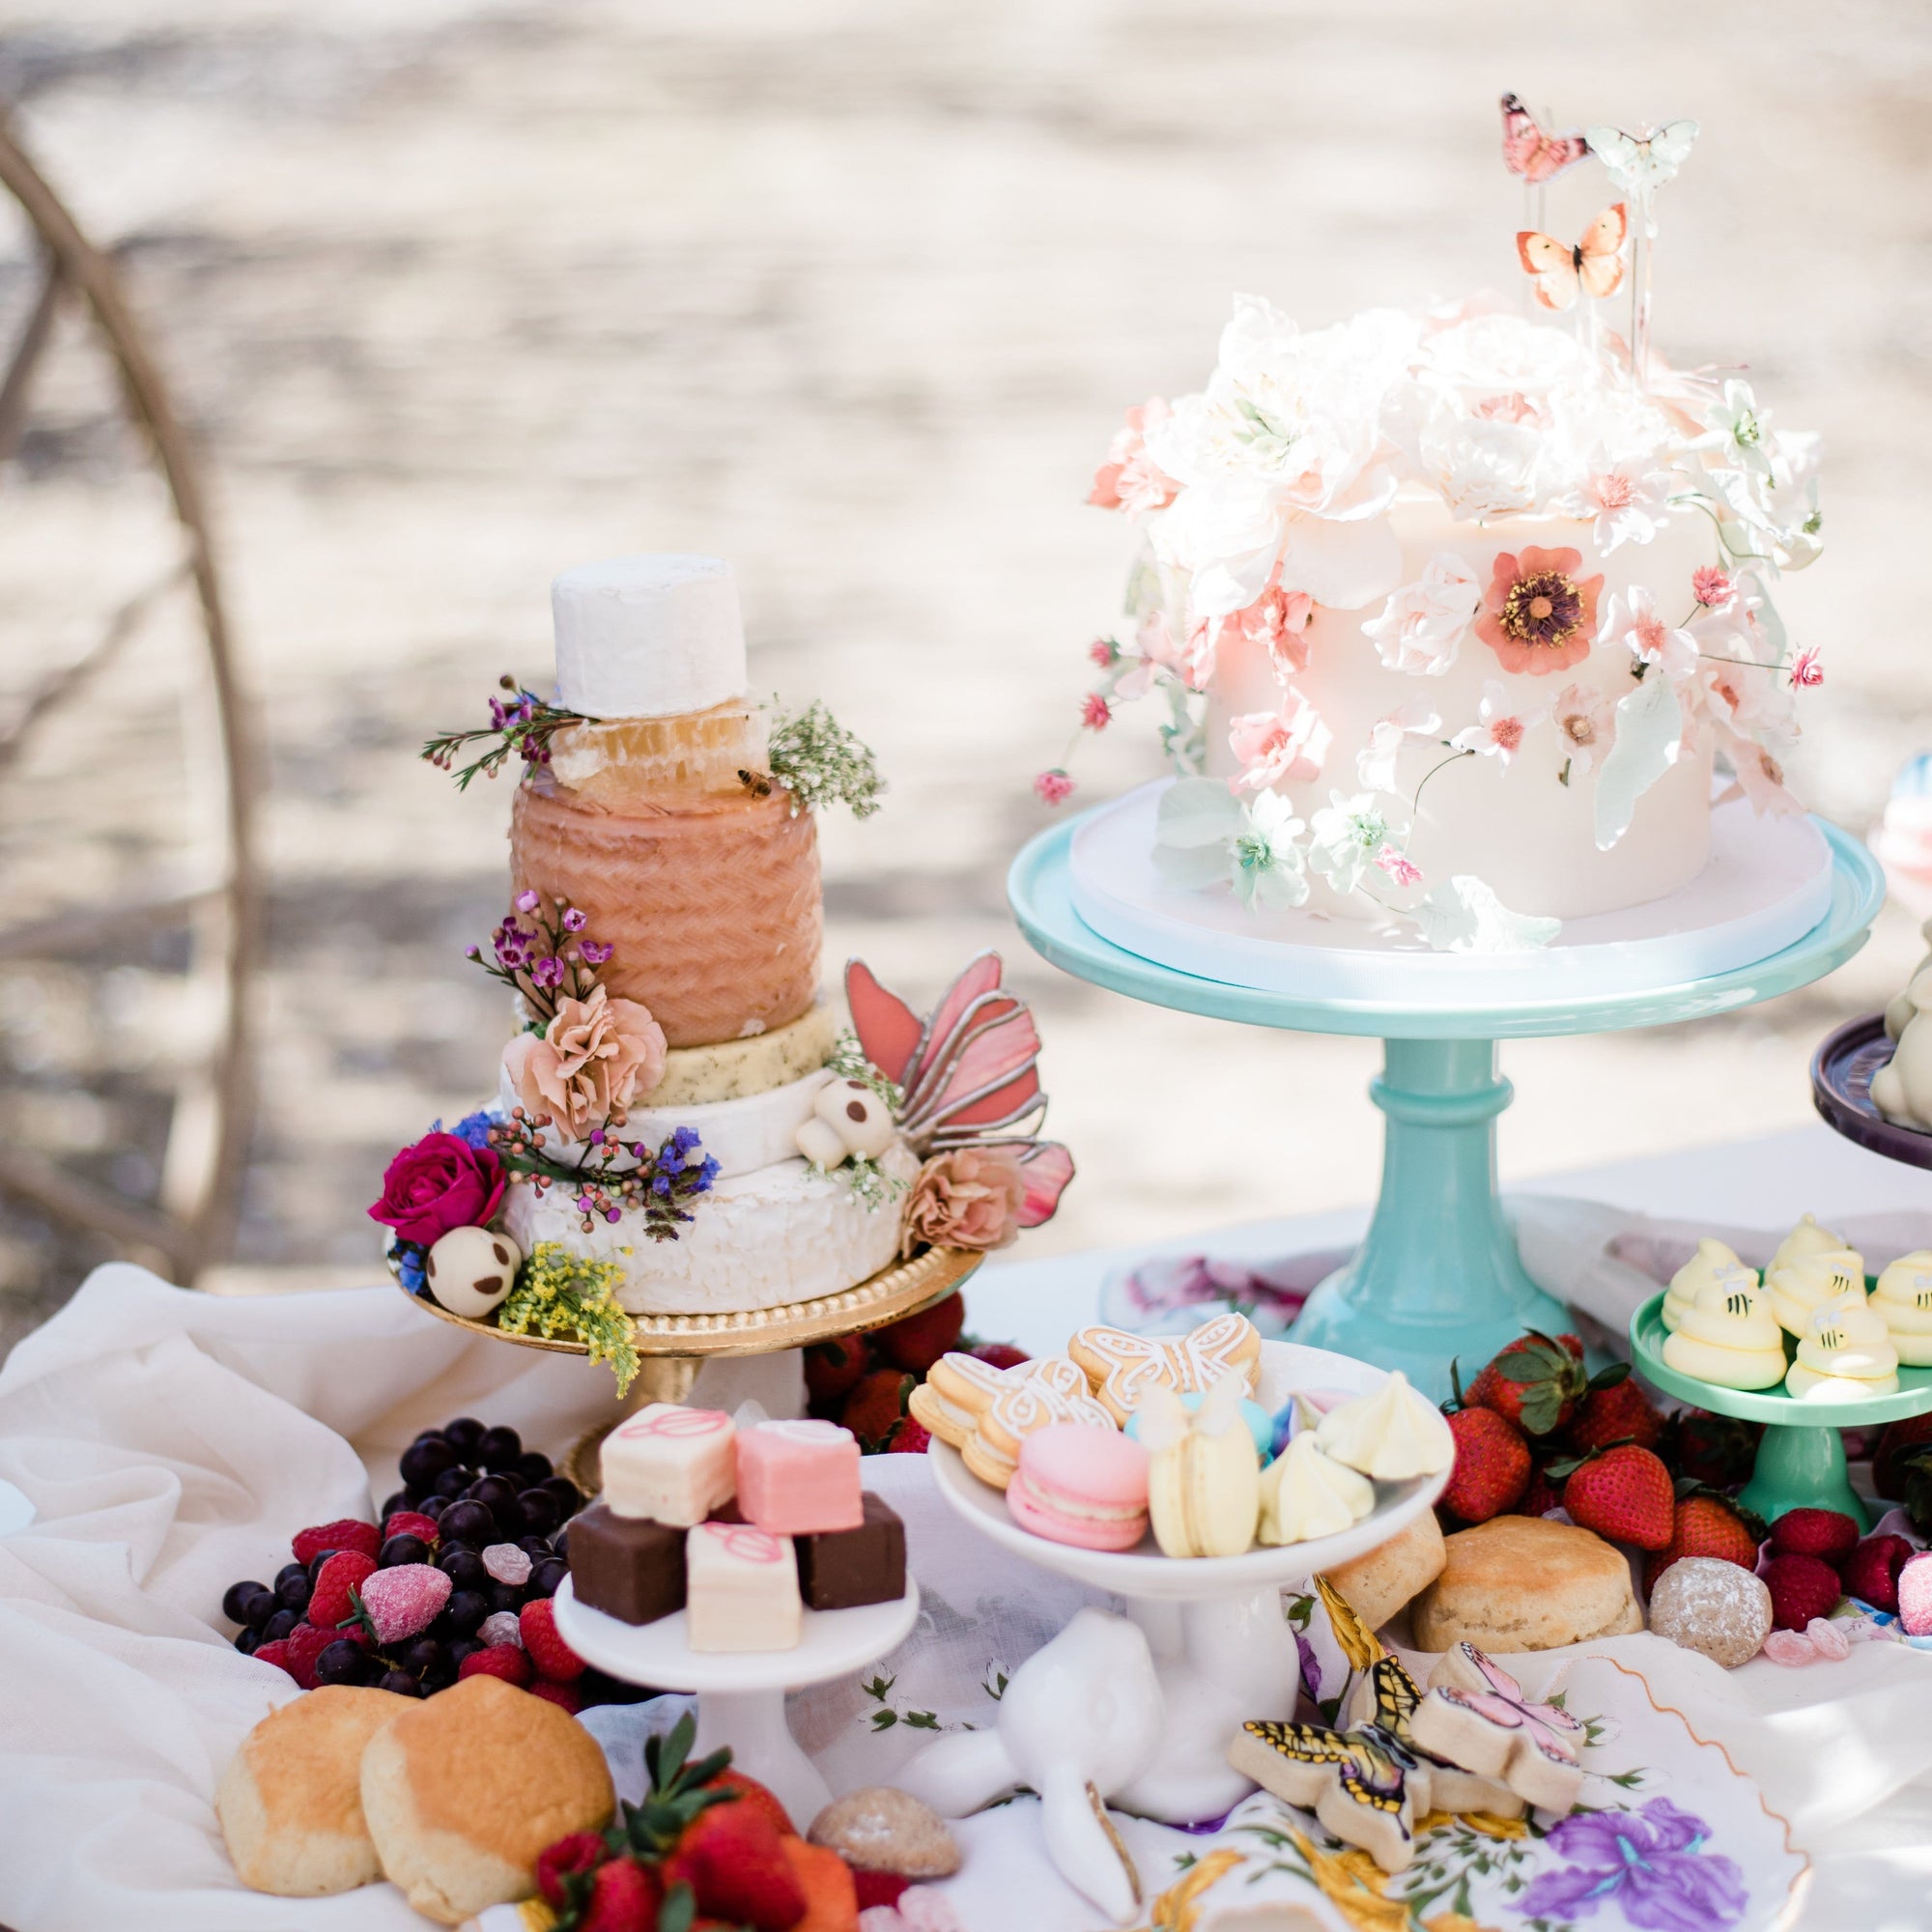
736,1419,864,1534
1007,1422,1151,1552
601,1404,736,1525
685,1520,803,1652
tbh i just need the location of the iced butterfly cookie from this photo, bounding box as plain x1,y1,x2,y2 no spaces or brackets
1784,1298,1900,1401
1662,1237,1757,1333
1314,1371,1454,1482
1068,1312,1262,1425
963,1355,1114,1491
1874,1251,1932,1367
1342,1654,1525,1822
1766,1246,1867,1339
908,1350,1037,1450
1407,1642,1586,1814
1660,1276,1788,1390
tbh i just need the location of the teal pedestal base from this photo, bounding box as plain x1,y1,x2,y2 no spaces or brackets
1736,1423,1871,1532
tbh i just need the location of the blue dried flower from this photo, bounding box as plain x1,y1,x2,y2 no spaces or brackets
451,1109,497,1151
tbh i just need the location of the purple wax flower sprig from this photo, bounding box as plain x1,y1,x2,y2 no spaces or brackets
466,891,609,1030
491,1115,719,1240
421,674,585,790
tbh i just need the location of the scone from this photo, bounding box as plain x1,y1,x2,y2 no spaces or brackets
1322,1509,1446,1634
216,1686,412,1896
359,1676,614,1924
1411,1516,1643,1653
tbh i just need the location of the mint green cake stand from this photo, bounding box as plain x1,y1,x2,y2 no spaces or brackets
1009,816,1883,1401
1630,1289,1932,1529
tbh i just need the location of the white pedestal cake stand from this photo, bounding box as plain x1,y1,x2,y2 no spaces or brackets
926,1341,1448,1823
1009,784,1884,1399
554,1575,920,1827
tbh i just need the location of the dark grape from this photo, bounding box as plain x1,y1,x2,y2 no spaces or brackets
447,1636,484,1669
400,1437,459,1488
551,1525,570,1561
222,1580,269,1624
307,1551,338,1584
276,1573,312,1613
578,1666,648,1706
439,1500,494,1546
241,1587,279,1629
232,1626,262,1655
438,1548,487,1591
527,1559,568,1599
476,1425,523,1470
402,1637,443,1677
379,1489,411,1521
417,1494,448,1522
467,1475,519,1513
443,1590,489,1635
517,1451,554,1486
273,1562,308,1591
381,1534,430,1569
540,1476,582,1519
433,1466,473,1500
518,1491,560,1537
441,1416,485,1456
516,1534,553,1559
263,1608,299,1642
316,1639,370,1687
487,1581,525,1615
377,1668,425,1698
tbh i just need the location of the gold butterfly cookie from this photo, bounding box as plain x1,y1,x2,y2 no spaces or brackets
962,1354,1116,1490
1068,1313,1263,1424
908,1350,1037,1450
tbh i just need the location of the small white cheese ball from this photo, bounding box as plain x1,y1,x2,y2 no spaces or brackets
424,1226,522,1319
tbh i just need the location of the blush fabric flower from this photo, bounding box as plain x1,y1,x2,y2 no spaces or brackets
1361,553,1483,676
1550,681,1616,777
1451,680,1548,765
368,1132,506,1246
1356,700,1440,793
501,983,668,1137
1228,690,1332,792
1556,457,1673,554
901,1147,1029,1255
1088,398,1178,518
1789,646,1824,689
1692,565,1735,609
1226,582,1316,681
1520,1797,1748,1932
1034,769,1074,806
1080,693,1112,730
1475,545,1603,674
1604,584,1698,684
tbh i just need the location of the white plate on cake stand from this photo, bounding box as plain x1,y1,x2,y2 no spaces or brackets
926,1341,1447,1822
554,1576,919,1826
1069,778,1835,1007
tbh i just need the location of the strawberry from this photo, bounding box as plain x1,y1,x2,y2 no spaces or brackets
872,1293,966,1374
1767,1508,1861,1570
972,1341,1030,1371
840,1369,915,1451
577,1856,661,1932
705,1767,794,1838
663,1801,807,1930
804,1334,869,1408
382,1509,441,1548
1874,1412,1932,1501
1845,1533,1915,1613
1465,1331,1590,1437
1564,1369,1663,1454
529,1678,586,1716
780,1835,859,1932
522,1597,587,1682
1662,1409,1761,1489
459,1643,533,1688
1551,1444,1674,1551
1641,1490,1765,1594
308,1550,379,1630
292,1518,380,1567
885,1414,932,1455
1440,1406,1530,1523
853,1869,911,1909
1763,1552,1841,1631
1519,1463,1565,1520
537,1831,610,1908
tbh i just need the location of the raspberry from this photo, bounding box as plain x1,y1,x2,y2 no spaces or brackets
292,1519,380,1567
521,1597,587,1683
382,1510,440,1548
1845,1533,1915,1613
529,1677,587,1716
1767,1508,1861,1570
853,1868,912,1908
285,1620,366,1690
252,1639,294,1677
1762,1552,1842,1632
459,1642,533,1688
308,1549,379,1629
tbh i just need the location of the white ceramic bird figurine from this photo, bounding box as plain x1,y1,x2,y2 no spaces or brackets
895,1606,1162,1924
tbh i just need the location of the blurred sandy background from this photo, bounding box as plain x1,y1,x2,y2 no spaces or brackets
1,0,1928,1352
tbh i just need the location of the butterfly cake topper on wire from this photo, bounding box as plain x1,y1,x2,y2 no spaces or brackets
1499,93,1587,185
1516,203,1628,311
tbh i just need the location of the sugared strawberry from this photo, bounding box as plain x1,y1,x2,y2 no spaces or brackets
522,1597,586,1683
308,1549,379,1630
972,1341,1030,1372
1768,1508,1861,1570
1845,1533,1915,1613
664,1799,808,1930
530,1677,587,1716
292,1518,380,1567
1763,1552,1842,1631
873,1293,966,1374
804,1333,869,1408
252,1639,294,1677
459,1642,533,1688
1553,1444,1674,1551
577,1855,660,1932
853,1868,911,1909
886,1415,932,1455
779,1835,859,1931
1466,1331,1590,1437
537,1830,610,1907
353,1563,451,1645
382,1509,441,1548
1441,1406,1530,1523
840,1368,915,1450
705,1768,794,1837
285,1620,363,1690
1564,1370,1663,1454
1642,1491,1765,1594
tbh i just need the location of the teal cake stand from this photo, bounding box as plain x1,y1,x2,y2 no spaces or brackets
1630,1289,1932,1528
1009,816,1884,1400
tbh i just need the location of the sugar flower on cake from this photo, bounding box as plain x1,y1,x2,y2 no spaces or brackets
1088,398,1178,518
1233,789,1312,910
1356,700,1440,793
900,1146,1030,1257
1412,875,1560,954
1225,580,1315,681
1550,681,1616,778
1698,378,1776,479
1160,780,1312,912
1228,690,1332,792
1718,727,1804,819
368,1131,507,1247
1603,584,1697,685
1475,546,1603,674
501,983,668,1138
1383,384,1548,520
1451,680,1548,766
1360,554,1482,676
1308,790,1407,897
1555,452,1674,553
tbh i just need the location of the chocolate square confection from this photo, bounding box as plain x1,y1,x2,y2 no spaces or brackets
794,1492,905,1610
568,1501,686,1625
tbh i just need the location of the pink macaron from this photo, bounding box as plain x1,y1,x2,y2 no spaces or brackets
1008,1423,1151,1552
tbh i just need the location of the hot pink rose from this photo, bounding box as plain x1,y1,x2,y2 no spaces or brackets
368,1133,506,1246
901,1147,1029,1256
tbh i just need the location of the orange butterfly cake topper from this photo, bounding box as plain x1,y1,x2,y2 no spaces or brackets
1498,93,1587,185
1516,203,1628,312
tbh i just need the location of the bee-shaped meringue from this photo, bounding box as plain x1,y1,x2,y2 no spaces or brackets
1784,1296,1899,1402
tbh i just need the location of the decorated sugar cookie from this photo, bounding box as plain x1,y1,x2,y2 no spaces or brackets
1407,1642,1586,1814
909,1350,1037,1449
963,1354,1115,1490
1343,1654,1525,1822
1068,1312,1263,1424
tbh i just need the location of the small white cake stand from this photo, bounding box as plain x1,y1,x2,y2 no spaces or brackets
554,1576,920,1827
926,1342,1449,1823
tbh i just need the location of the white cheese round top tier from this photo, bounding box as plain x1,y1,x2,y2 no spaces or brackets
552,554,746,719
1205,495,1716,922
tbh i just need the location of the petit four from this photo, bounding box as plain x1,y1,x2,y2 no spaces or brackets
423,1225,523,1321
794,1492,907,1609
735,1418,863,1534
685,1520,803,1652
1661,1237,1756,1333
1313,1371,1455,1482
1408,1642,1586,1813
908,1350,1034,1449
1784,1298,1900,1401
1412,1516,1643,1653
1765,1246,1867,1340
1068,1312,1263,1425
1660,1275,1788,1390
1323,1509,1447,1634
1008,1422,1151,1552
1256,1432,1375,1546
566,1502,687,1626
808,1786,961,1881
1139,1376,1262,1559
1873,1251,1932,1367
1645,1556,1774,1668
962,1354,1115,1491
601,1404,736,1526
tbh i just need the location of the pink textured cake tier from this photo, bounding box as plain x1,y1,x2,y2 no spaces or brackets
511,775,821,1050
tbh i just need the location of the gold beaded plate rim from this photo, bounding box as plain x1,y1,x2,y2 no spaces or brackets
396,1242,982,1359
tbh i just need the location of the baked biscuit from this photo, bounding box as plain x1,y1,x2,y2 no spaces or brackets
1411,1516,1643,1654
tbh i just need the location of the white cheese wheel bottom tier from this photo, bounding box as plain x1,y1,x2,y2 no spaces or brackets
501,1142,917,1315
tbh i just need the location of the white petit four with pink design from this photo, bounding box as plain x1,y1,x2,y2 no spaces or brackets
600,1404,736,1524
685,1520,803,1652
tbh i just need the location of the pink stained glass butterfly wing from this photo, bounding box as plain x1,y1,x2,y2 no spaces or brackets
1500,92,1587,185
845,958,924,1084
1014,1142,1075,1227
906,952,1007,1091
917,1003,1042,1132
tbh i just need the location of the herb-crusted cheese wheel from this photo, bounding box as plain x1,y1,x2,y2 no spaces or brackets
650,1002,839,1106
